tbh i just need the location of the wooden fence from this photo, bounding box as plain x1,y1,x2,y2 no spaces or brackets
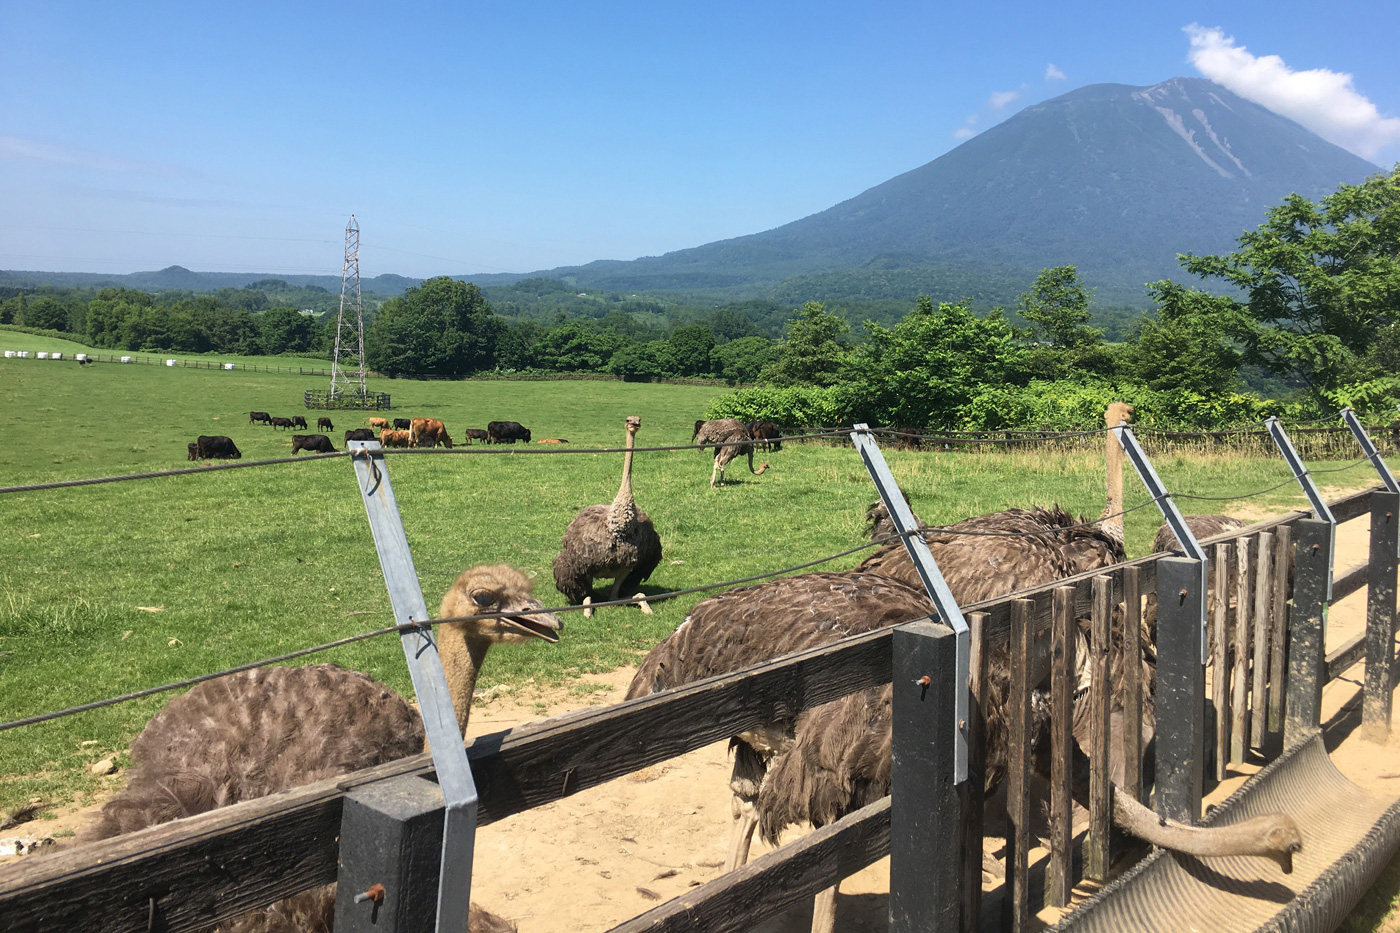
1,486,1395,933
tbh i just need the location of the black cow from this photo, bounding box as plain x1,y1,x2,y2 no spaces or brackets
463,428,490,445
290,415,308,429
270,417,293,430
317,416,334,430
344,428,375,442
393,418,412,430
250,411,272,425
291,434,337,454
745,420,783,452
486,420,531,444
193,435,241,460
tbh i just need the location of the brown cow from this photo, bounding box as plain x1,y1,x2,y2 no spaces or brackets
368,417,390,430
379,428,412,448
317,416,334,430
536,438,570,444
409,417,454,449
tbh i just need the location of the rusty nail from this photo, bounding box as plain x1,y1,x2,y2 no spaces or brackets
915,675,931,687
1313,544,1320,554
958,718,967,731
354,883,386,905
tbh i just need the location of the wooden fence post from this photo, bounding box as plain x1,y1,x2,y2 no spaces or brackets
1155,556,1205,823
334,775,446,933
1002,598,1033,933
890,620,964,933
1285,519,1332,748
1365,491,1399,740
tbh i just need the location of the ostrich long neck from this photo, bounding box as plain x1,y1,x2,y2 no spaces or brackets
438,630,492,734
1100,417,1125,546
608,428,638,537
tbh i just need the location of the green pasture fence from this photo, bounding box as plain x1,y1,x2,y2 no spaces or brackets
304,389,392,411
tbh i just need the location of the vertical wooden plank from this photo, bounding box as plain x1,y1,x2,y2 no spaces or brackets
1046,586,1076,908
960,612,989,933
1085,576,1113,882
1268,524,1293,734
1121,567,1142,802
890,620,964,933
1002,598,1033,933
1156,557,1206,823
1364,491,1399,740
1285,520,1332,748
1231,536,1252,763
1252,532,1274,743
1212,542,1231,780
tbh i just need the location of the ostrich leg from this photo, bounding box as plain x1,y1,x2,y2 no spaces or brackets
711,453,724,488
727,794,759,871
726,742,767,870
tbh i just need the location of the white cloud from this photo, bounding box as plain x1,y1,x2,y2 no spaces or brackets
988,89,1021,110
1045,64,1067,82
952,127,976,140
1184,24,1400,161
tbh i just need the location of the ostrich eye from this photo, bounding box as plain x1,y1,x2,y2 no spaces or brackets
471,591,496,608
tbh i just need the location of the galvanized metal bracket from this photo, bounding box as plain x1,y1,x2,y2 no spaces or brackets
850,424,969,783
1342,407,1400,495
1267,417,1337,599
1113,423,1211,663
348,440,477,933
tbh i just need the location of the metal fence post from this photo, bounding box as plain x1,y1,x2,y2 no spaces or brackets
1155,556,1206,823
1365,491,1399,740
1286,519,1332,748
890,620,964,933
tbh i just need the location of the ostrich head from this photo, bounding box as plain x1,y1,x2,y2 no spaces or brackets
438,564,562,732
439,564,563,646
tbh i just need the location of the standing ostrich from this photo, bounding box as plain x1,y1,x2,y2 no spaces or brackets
85,564,561,933
692,418,769,488
553,415,662,618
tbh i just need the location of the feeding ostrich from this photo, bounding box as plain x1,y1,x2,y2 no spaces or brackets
553,415,662,618
692,417,769,488
85,564,562,933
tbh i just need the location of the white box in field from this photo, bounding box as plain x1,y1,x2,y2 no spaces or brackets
120,356,132,363
51,353,62,360
3,351,14,358
165,359,177,366
223,363,235,370
36,352,48,359
17,351,30,358
75,354,87,361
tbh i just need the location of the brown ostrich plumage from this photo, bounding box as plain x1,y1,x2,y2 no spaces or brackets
692,418,768,487
553,416,663,616
84,564,561,933
1152,513,1250,554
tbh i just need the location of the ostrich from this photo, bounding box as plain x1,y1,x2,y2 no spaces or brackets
629,403,1301,929
553,415,662,618
692,418,769,488
85,564,562,933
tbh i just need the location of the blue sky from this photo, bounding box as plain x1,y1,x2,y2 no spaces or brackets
3,1,1397,280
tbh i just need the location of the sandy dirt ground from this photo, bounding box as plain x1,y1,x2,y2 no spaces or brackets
6,495,1400,933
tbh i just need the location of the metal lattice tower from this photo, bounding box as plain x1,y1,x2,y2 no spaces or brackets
329,215,366,402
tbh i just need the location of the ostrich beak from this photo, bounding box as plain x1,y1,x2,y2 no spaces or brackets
503,598,563,643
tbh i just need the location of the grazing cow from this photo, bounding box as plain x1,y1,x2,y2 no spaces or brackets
249,411,272,425
290,434,337,455
270,417,293,430
344,428,376,442
187,442,198,461
536,438,569,444
463,428,490,444
745,420,783,452
393,418,412,430
409,417,454,449
486,420,531,445
193,435,242,460
290,415,308,430
379,428,412,448
317,416,334,430
368,417,390,430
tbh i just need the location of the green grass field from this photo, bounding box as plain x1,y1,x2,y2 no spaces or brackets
0,342,1392,820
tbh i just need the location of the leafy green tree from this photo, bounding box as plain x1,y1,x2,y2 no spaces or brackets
86,289,155,348
666,325,717,376
760,301,850,386
366,277,503,376
842,296,1027,428
22,296,71,331
258,307,318,355
532,322,622,372
1180,166,1400,395
608,339,674,380
1121,281,1242,394
1016,265,1100,349
711,336,778,385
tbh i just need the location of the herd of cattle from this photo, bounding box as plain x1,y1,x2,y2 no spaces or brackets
185,413,539,462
